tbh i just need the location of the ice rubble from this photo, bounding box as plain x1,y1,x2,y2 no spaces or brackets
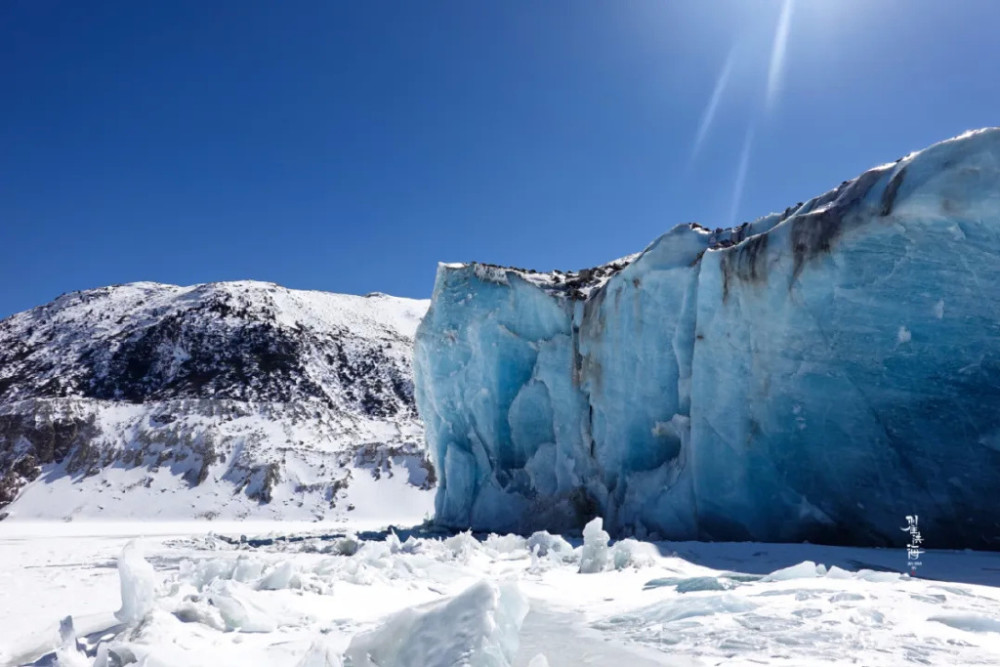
578,517,611,574
115,541,158,624
344,581,528,667
414,128,1000,548
13,526,1000,666
54,617,90,667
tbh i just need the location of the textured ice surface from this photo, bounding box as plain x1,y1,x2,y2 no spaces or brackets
607,593,757,624
344,580,528,667
207,580,278,632
296,639,344,667
928,614,1000,633
415,128,1000,548
762,561,826,582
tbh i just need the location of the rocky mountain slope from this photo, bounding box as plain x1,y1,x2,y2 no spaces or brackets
0,281,432,521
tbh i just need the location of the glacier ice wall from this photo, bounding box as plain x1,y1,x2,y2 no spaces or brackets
415,128,1000,548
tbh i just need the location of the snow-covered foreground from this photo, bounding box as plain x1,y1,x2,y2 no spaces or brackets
2,521,1000,666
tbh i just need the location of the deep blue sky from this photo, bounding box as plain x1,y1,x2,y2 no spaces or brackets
3,0,999,317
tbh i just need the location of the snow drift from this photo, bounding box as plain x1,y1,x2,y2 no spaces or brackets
415,128,1000,549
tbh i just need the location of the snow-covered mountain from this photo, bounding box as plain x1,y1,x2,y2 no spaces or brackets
0,281,433,521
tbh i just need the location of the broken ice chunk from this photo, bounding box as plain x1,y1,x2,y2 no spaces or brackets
115,541,158,624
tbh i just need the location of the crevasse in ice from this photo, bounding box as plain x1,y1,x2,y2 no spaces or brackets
414,128,1000,548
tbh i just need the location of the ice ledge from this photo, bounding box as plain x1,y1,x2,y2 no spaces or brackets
435,126,1000,303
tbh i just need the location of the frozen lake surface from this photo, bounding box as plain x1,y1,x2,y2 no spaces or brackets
2,520,1000,666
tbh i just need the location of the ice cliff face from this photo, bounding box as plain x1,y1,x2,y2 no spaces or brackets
415,128,1000,549
0,281,433,521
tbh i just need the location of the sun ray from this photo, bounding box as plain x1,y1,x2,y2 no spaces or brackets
729,125,755,226
692,46,738,157
766,0,794,110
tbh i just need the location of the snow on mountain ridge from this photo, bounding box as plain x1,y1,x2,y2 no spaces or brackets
0,280,426,402
0,280,433,521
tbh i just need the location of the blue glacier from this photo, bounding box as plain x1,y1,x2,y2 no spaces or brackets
414,128,1000,549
